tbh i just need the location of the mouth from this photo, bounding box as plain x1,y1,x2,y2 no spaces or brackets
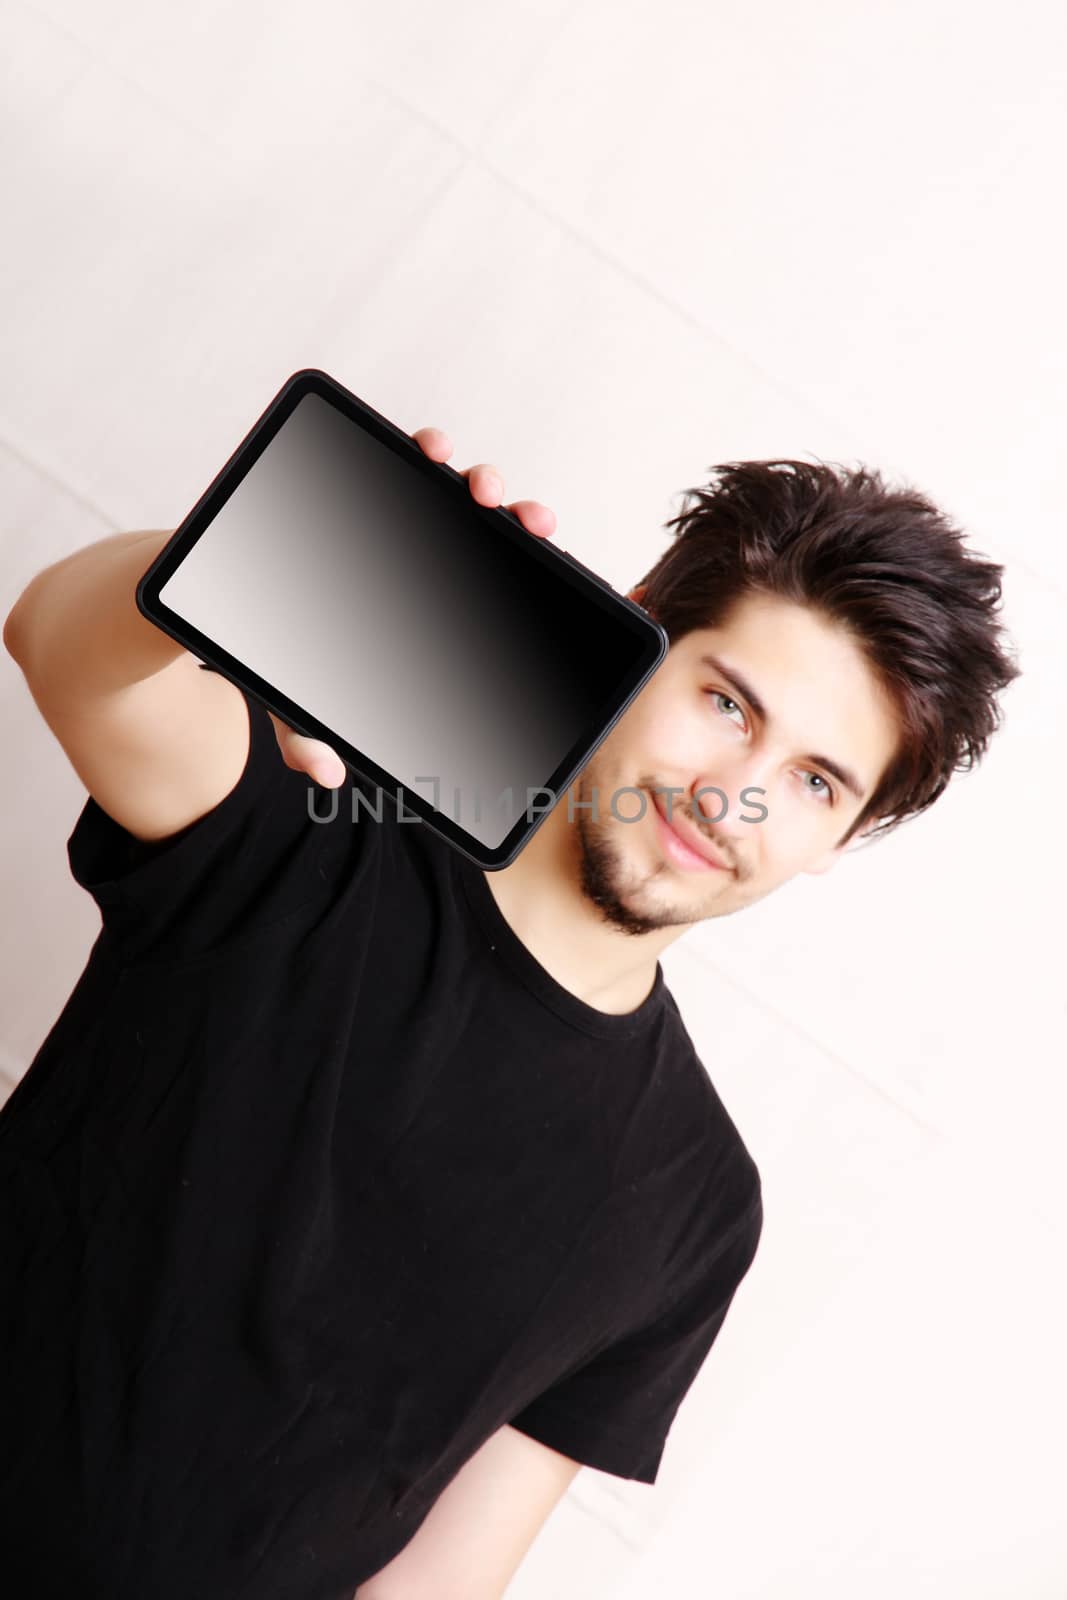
650,793,734,874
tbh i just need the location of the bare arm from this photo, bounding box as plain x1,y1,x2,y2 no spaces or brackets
3,528,349,810
2,432,558,836
352,1425,581,1600
4,528,184,699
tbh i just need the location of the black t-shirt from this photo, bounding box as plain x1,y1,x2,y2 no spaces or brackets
0,671,762,1600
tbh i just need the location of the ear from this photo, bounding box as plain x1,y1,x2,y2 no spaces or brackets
628,582,649,607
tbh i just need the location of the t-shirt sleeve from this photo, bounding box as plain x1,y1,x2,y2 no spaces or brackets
65,666,369,965
508,1186,763,1485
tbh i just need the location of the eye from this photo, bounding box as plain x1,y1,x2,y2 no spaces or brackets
800,771,835,805
706,689,746,727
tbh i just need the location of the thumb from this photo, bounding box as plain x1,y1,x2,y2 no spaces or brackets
269,715,347,788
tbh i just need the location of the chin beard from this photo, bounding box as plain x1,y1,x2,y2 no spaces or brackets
573,804,696,937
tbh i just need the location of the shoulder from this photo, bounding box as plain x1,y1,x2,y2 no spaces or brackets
656,988,762,1188
644,994,763,1284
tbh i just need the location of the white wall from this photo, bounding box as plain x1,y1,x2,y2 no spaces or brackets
1,2,1062,1595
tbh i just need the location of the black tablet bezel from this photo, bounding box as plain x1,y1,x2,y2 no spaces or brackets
135,367,669,870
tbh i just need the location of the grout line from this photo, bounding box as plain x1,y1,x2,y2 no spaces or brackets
298,150,471,357
671,938,945,1139
362,71,867,463
6,0,229,159
568,1485,643,1552
0,433,119,532
358,73,1063,590
3,14,1061,600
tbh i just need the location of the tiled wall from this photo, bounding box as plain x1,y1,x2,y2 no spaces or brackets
1,2,1061,1596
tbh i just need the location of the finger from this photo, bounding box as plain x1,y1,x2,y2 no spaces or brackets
279,726,347,789
459,462,505,505
302,747,348,788
506,499,557,538
411,426,452,462
411,439,554,534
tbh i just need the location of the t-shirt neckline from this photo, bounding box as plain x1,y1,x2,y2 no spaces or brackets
452,851,667,1040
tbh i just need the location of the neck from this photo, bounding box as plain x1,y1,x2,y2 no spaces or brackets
481,797,684,1016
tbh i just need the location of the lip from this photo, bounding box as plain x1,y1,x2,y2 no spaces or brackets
651,794,733,873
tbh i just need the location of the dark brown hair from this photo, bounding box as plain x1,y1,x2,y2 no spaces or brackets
633,458,1022,849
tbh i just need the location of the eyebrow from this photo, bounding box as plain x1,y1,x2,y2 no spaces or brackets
698,652,868,803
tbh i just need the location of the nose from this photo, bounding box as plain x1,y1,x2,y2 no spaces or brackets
689,759,772,847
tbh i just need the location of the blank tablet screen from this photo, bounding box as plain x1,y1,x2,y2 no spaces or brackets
146,375,666,866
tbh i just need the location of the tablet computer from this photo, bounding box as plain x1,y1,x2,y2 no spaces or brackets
135,368,669,870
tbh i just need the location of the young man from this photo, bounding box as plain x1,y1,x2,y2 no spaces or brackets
0,427,1019,1600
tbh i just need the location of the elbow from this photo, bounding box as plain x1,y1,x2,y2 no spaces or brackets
3,578,43,667
3,600,25,663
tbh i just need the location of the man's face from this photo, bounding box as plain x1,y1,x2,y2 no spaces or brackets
567,590,901,935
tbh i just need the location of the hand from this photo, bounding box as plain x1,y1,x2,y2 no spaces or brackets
270,425,558,788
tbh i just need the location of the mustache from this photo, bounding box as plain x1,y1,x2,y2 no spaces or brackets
678,815,738,871
646,783,742,873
